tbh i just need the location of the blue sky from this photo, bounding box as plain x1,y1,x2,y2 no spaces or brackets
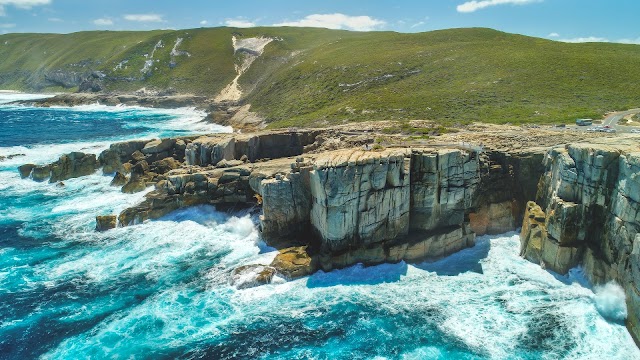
0,0,638,43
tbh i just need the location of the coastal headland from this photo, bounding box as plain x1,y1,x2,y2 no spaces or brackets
16,116,640,342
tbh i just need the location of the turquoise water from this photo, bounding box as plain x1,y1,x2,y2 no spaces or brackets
0,94,639,359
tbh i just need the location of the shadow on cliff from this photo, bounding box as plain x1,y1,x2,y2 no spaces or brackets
412,237,491,276
306,238,492,288
306,262,409,288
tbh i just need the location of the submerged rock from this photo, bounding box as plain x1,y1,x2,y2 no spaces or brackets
230,265,277,289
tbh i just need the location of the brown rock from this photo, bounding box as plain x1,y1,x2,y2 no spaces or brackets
49,152,98,183
270,246,317,279
151,157,181,174
18,163,36,178
121,179,148,194
96,215,117,231
111,172,128,186
131,150,146,162
31,165,51,182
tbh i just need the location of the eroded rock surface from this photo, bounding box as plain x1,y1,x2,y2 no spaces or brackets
519,137,640,341
18,152,98,182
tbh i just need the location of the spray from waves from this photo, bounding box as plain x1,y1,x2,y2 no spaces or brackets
594,282,628,322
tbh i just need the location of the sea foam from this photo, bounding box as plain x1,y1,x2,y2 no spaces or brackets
594,282,628,322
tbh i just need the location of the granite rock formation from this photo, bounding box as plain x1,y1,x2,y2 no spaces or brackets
18,152,98,183
519,138,640,341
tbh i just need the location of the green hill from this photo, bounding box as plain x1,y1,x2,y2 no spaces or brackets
1,27,640,127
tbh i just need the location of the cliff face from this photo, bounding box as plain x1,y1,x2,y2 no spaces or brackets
19,128,558,282
520,138,640,339
111,138,545,272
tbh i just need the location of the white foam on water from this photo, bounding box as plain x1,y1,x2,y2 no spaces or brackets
0,102,231,167
0,92,54,104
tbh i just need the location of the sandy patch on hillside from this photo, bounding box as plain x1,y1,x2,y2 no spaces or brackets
215,36,274,102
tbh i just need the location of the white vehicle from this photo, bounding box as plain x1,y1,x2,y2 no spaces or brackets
631,129,640,134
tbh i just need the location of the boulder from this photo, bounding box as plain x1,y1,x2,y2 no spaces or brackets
216,159,244,168
49,152,98,183
121,160,151,193
96,215,117,231
151,157,181,174
142,138,176,155
99,140,148,174
18,163,36,178
131,150,146,162
20,152,98,183
110,172,128,186
122,179,149,194
270,246,317,280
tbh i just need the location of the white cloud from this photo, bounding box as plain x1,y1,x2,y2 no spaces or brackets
457,0,541,13
48,17,62,22
616,38,640,45
93,17,113,26
411,21,426,28
554,35,640,44
123,14,164,23
548,32,559,38
200,20,207,26
559,36,609,43
0,0,50,16
224,18,255,28
274,13,385,31
0,22,15,28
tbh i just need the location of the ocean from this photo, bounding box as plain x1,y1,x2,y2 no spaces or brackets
0,93,638,359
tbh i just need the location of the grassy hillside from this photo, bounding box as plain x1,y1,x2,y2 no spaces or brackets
1,27,640,127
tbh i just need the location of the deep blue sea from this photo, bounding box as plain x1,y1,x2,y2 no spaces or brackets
0,93,638,360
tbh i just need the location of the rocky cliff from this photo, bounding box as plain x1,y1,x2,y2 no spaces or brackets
103,131,546,274
18,123,640,342
519,137,640,341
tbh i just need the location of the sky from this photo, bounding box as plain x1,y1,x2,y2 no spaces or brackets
0,0,638,44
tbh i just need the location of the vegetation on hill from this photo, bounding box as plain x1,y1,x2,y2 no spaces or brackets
1,27,640,127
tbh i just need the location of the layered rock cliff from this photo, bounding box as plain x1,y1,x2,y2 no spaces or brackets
519,138,640,341
111,138,527,273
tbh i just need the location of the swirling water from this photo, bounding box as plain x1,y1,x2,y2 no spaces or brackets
0,94,639,359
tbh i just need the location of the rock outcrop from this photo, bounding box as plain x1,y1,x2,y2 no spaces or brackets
18,152,98,182
270,247,317,279
519,138,640,341
96,215,117,231
115,145,487,274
